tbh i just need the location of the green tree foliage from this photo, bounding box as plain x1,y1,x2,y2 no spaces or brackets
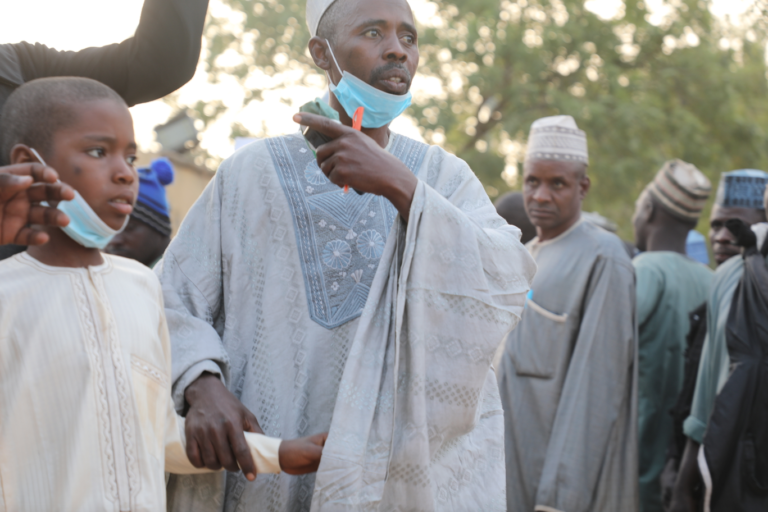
198,0,768,238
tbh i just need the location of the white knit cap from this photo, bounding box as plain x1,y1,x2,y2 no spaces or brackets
306,0,337,37
525,115,589,164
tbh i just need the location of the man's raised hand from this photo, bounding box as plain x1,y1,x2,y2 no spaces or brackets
293,112,418,220
0,163,74,245
183,372,263,481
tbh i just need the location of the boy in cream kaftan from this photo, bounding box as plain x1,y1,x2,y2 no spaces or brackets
160,131,536,511
0,253,282,512
0,77,322,512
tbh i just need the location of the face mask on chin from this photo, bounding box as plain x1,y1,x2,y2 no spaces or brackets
325,40,413,129
31,148,128,250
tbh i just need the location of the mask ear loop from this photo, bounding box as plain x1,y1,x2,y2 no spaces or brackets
29,148,48,169
325,39,344,86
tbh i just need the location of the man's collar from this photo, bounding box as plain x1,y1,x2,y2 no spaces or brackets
526,216,585,257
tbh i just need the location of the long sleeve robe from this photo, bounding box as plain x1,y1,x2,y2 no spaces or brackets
0,253,279,512
634,252,712,512
684,224,768,443
158,132,536,511
498,219,639,512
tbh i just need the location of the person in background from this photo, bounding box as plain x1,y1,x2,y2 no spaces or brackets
694,208,768,512
708,170,768,266
106,157,174,267
494,191,537,244
670,170,768,512
0,0,210,260
497,115,639,512
631,159,713,512
0,77,326,511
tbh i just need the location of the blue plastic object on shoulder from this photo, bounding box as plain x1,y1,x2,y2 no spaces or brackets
686,230,709,265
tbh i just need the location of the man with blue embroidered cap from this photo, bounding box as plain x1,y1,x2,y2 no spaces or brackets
159,0,536,510
630,160,713,512
498,114,639,512
670,169,768,512
708,169,768,266
106,157,174,267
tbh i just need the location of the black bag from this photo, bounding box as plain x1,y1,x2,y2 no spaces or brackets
702,221,768,512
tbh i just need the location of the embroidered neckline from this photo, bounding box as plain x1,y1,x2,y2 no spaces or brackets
18,251,112,273
268,133,428,329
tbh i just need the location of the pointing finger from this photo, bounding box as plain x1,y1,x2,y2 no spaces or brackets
26,181,75,203
293,112,355,140
0,173,33,199
26,204,70,228
14,226,50,246
4,163,59,183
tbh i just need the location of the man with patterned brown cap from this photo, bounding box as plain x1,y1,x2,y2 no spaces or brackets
498,115,639,512
631,160,714,512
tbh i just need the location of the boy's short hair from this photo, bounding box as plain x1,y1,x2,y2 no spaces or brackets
0,77,126,165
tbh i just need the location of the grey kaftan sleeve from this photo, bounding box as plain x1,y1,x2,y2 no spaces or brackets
535,255,639,512
311,147,536,511
155,160,231,412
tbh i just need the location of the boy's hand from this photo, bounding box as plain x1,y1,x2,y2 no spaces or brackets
279,432,328,475
0,163,74,245
184,372,263,481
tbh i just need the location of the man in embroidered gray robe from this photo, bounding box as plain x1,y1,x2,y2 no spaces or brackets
159,0,536,510
498,116,639,512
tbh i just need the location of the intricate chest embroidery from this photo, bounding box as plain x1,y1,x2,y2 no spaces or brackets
267,134,428,329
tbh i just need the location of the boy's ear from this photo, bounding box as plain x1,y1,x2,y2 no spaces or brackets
9,144,36,165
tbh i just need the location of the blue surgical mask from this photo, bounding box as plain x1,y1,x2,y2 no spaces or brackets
31,148,127,249
326,41,412,128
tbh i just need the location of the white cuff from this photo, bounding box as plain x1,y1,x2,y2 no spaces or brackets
243,433,282,474
535,506,565,512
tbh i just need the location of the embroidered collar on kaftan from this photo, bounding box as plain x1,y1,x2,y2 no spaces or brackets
267,133,428,329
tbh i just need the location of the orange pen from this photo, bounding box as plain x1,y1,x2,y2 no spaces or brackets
344,106,365,194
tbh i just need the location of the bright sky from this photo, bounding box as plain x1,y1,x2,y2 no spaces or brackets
0,0,755,160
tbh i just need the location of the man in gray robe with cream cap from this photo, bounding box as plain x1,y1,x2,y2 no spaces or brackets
498,115,639,512
160,0,536,510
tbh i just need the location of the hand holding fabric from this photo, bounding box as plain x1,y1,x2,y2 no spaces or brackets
183,372,263,481
0,163,74,245
293,112,418,219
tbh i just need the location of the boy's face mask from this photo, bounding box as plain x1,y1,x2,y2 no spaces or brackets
31,148,128,249
325,41,412,129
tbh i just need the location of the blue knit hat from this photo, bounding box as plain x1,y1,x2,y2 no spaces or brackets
133,157,174,237
714,169,768,210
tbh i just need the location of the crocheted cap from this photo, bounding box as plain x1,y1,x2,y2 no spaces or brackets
646,159,711,221
525,115,588,165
